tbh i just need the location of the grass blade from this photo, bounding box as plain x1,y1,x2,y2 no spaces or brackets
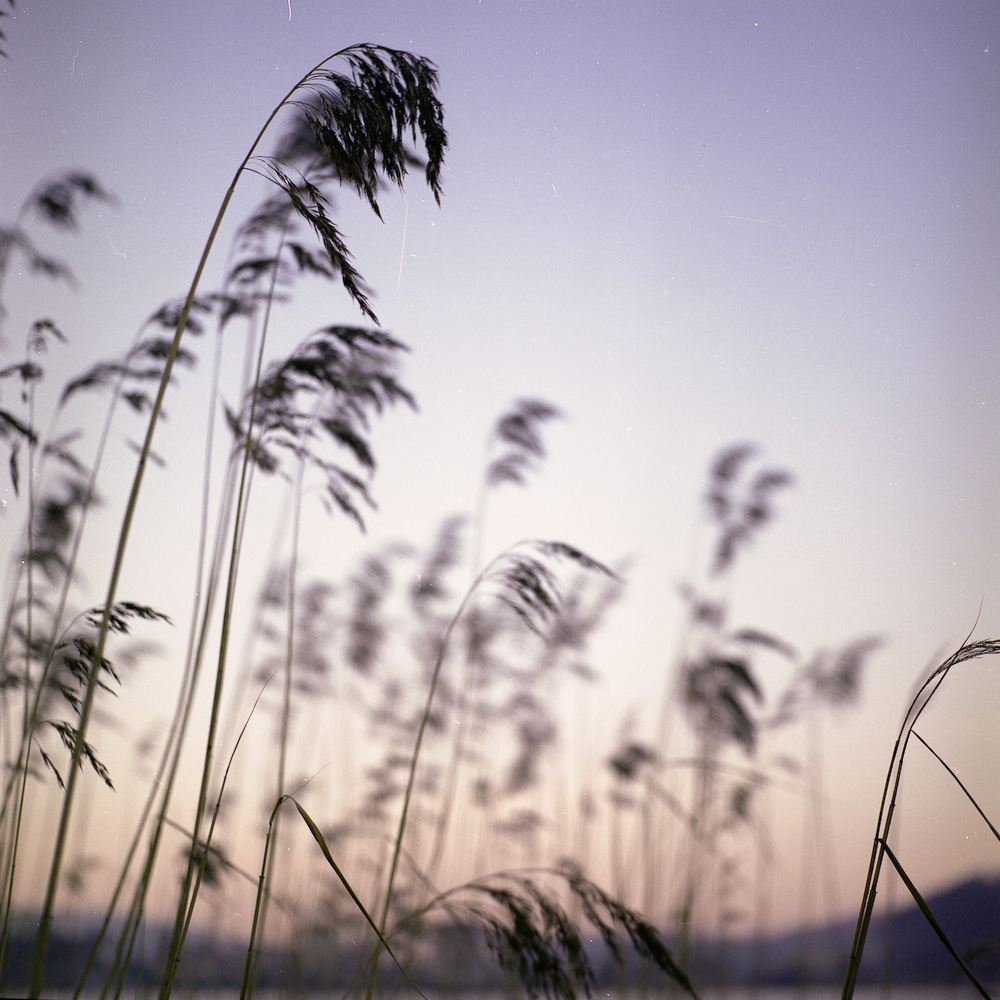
880,840,993,998
912,730,1000,844
291,798,427,999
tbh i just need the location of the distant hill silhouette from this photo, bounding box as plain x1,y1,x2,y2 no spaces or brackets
684,873,1000,988
3,875,999,992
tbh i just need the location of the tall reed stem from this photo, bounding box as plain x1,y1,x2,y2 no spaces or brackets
27,46,358,998
840,638,1000,999
364,562,488,998
157,231,284,1000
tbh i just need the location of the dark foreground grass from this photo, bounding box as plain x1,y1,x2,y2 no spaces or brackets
0,39,697,1000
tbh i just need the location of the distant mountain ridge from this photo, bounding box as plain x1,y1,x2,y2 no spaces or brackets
685,873,1000,987
3,874,999,991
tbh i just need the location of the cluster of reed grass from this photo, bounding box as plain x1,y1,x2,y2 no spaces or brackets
599,448,1000,993
1,36,995,1000
0,42,701,1000
595,444,888,986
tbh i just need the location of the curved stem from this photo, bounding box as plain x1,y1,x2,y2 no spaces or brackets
157,218,287,1000
246,441,306,993
27,43,359,999
841,638,1000,999
365,554,503,999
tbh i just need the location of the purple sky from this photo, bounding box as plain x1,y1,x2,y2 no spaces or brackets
2,1,999,938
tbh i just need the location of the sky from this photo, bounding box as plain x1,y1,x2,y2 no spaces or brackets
2,0,999,944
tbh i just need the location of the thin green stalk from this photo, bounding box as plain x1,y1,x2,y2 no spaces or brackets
364,561,489,999
157,321,270,1000
422,445,491,882
94,441,246,1000
78,393,247,1000
0,322,148,935
243,797,423,1000
879,840,992,998
23,334,37,755
911,729,1000,843
29,149,235,1000
28,45,360,997
0,335,111,831
0,175,114,811
363,541,595,994
0,339,37,966
676,732,715,975
158,632,269,1000
240,796,285,1000
91,478,252,1000
425,420,514,882
795,699,830,982
0,725,32,977
841,638,1000,999
246,450,305,992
